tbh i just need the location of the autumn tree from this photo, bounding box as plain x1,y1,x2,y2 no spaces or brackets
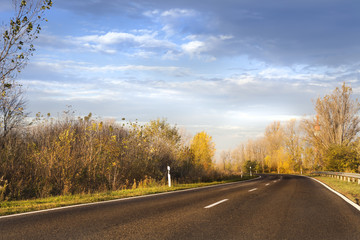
220,150,232,172
302,83,360,158
245,138,267,172
190,131,216,171
230,143,246,173
264,121,284,172
0,0,52,137
302,145,318,172
283,119,303,172
143,119,181,178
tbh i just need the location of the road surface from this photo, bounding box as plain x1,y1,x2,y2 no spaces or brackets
1,175,360,240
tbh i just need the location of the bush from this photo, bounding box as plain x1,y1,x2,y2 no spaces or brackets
325,144,359,172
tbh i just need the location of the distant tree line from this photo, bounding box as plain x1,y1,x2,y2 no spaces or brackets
220,83,360,175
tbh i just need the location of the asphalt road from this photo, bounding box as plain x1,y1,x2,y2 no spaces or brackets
1,175,360,240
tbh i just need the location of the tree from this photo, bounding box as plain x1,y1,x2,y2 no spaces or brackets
245,138,267,172
220,150,232,172
143,119,181,178
264,121,284,172
190,131,216,171
283,119,303,172
324,144,359,172
243,160,258,175
302,83,360,157
231,143,246,172
0,0,52,137
265,121,283,151
0,81,27,137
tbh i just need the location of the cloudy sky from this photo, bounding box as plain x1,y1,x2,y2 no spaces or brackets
1,0,360,153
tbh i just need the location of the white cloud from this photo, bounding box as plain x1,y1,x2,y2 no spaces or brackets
180,34,234,60
181,41,206,56
32,60,188,75
224,75,255,85
80,32,133,45
144,8,198,20
70,31,177,54
143,9,160,18
143,8,203,37
219,35,234,40
40,29,234,61
24,79,102,101
80,64,184,73
161,8,197,18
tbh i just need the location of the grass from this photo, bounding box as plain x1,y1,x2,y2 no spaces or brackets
0,176,256,216
312,175,360,206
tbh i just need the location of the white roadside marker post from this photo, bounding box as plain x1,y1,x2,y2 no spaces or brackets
167,166,171,187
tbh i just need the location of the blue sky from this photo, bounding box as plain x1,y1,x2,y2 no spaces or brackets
1,0,360,153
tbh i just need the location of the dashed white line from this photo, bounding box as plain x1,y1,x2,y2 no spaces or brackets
248,188,258,192
265,183,270,186
204,199,229,209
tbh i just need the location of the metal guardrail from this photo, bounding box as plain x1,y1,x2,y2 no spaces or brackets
312,171,360,184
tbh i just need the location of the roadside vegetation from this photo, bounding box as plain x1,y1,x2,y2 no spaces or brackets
0,114,231,200
313,175,360,206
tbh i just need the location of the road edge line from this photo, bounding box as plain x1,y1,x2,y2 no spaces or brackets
0,176,262,220
308,176,360,212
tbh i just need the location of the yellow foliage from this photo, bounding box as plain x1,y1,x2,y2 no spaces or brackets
190,131,216,171
132,179,137,189
264,155,271,168
275,147,293,174
92,122,97,131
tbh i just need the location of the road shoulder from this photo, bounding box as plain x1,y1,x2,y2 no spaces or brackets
308,176,360,212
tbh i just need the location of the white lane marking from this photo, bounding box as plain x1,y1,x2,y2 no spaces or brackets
204,199,229,209
249,188,258,192
273,180,277,183
265,183,270,186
